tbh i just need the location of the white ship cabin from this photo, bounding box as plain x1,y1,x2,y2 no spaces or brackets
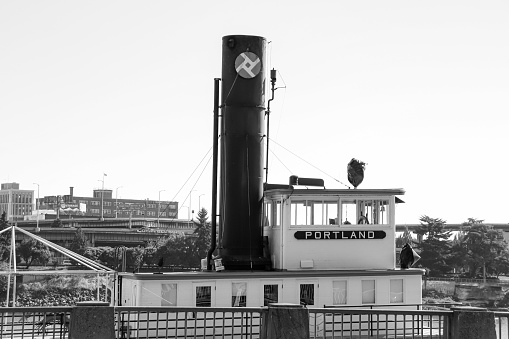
120,188,423,309
264,188,403,271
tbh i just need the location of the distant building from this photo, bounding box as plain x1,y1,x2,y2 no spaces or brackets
37,187,179,219
0,183,34,221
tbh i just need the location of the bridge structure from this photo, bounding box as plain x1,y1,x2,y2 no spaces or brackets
397,223,509,244
10,220,509,248
12,217,196,247
396,223,509,232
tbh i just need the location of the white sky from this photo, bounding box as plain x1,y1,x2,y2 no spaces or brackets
1,1,508,224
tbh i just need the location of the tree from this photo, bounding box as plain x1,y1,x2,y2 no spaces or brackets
149,208,211,270
69,228,90,255
449,231,468,274
491,251,509,278
52,218,63,228
17,238,51,268
396,226,413,248
0,212,11,261
126,247,145,272
0,212,8,231
192,208,211,262
413,216,452,276
457,218,509,279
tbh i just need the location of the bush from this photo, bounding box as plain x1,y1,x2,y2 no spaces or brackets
0,275,111,307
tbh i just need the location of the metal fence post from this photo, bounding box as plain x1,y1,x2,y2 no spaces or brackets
69,301,114,339
450,306,496,339
263,303,309,339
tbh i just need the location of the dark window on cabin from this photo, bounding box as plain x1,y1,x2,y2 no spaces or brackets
264,284,279,306
196,286,211,307
300,284,314,305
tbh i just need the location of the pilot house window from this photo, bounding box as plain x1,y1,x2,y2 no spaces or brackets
340,199,390,225
291,200,338,226
263,200,282,227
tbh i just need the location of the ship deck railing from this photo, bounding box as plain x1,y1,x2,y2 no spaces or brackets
1,305,509,338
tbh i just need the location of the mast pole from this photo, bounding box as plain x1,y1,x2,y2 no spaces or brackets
264,69,277,187
207,78,220,271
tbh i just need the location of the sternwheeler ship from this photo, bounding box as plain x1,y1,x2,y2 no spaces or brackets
119,35,424,310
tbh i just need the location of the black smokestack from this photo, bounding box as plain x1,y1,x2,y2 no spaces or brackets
218,35,270,270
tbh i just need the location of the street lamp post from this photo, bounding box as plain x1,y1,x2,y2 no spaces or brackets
182,205,190,229
158,190,166,227
33,183,40,232
189,190,196,221
99,174,106,221
115,186,123,218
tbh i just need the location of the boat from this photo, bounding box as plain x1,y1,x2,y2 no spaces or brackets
118,35,424,311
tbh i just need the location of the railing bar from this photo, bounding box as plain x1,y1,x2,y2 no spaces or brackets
349,313,352,339
248,311,253,339
163,310,169,339
409,314,413,339
134,310,140,339
146,310,151,339
211,311,217,339
184,310,188,339
221,311,226,339
19,311,25,339
401,314,406,339
155,311,160,338
313,311,317,339
245,311,249,339
174,310,179,339
432,314,435,339
413,313,417,339
437,314,441,339
10,311,15,339
199,311,204,339
403,314,410,339
193,310,198,339
240,311,244,337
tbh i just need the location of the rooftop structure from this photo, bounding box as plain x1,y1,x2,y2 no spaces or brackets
37,187,179,220
0,182,34,221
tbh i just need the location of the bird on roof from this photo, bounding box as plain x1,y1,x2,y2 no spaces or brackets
347,158,366,188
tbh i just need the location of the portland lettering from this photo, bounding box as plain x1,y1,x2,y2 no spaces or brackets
294,230,386,240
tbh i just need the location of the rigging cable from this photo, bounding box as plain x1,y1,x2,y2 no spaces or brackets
269,138,351,189
269,148,294,175
161,146,212,218
178,153,213,214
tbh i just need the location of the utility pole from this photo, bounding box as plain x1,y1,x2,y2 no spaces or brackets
158,190,165,227
33,183,40,232
115,186,122,218
100,173,106,221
